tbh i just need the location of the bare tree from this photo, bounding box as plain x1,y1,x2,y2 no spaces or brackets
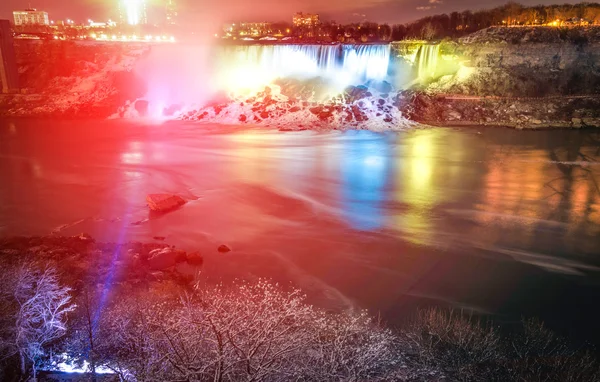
13,264,75,381
92,280,400,381
420,22,438,41
67,287,104,382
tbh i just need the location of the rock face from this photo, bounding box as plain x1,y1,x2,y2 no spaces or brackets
426,36,600,98
147,194,186,213
178,80,408,130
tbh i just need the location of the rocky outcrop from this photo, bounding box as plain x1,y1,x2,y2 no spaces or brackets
147,247,187,270
0,235,204,287
178,80,411,130
400,92,600,128
218,245,231,253
426,28,600,97
147,194,186,213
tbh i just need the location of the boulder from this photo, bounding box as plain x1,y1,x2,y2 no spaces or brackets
372,80,393,94
309,106,323,115
148,247,186,270
446,110,462,121
147,194,186,213
186,251,203,265
75,233,94,243
218,244,231,253
318,111,333,120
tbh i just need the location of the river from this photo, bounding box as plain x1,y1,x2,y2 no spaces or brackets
1,120,599,343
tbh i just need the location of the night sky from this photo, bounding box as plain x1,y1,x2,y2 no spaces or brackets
0,0,586,28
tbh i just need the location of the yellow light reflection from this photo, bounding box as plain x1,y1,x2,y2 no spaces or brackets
392,130,440,245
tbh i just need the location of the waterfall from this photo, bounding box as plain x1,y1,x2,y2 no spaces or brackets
342,45,390,82
213,44,391,90
415,44,440,81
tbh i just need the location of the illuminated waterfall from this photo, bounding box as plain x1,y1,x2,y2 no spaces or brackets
213,44,392,92
342,45,391,82
415,44,440,81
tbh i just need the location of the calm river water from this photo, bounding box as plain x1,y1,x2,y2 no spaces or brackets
1,120,599,342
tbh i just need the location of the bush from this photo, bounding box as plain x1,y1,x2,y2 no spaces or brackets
507,318,600,382
402,308,502,381
401,308,600,381
83,280,401,381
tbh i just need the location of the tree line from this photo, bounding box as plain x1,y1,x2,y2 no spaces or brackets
225,2,600,42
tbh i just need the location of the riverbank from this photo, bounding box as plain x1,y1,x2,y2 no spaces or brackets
401,92,600,129
1,235,599,381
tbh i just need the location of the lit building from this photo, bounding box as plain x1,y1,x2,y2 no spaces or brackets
239,22,271,36
293,12,319,28
13,9,49,26
166,0,177,25
118,0,148,26
222,22,272,37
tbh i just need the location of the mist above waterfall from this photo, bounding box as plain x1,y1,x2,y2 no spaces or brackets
126,42,445,125
131,43,399,115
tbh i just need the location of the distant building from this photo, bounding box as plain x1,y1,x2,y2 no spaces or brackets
166,0,177,25
13,8,49,26
293,12,319,28
240,22,271,36
222,22,272,37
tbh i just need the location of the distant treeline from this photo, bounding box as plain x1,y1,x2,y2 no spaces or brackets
11,2,600,43
234,2,600,43
392,2,600,40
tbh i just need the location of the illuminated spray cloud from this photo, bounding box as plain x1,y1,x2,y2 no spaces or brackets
120,0,147,25
131,43,398,119
129,42,442,128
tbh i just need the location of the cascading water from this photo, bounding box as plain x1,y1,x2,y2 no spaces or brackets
415,44,440,81
213,44,392,91
127,43,415,129
342,45,390,83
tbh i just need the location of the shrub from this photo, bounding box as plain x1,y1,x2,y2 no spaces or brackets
85,280,401,381
402,307,503,381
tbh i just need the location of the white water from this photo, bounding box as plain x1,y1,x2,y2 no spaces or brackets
416,44,440,81
213,44,392,92
129,43,436,121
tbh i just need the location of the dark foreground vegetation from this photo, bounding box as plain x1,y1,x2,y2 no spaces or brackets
0,236,599,381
